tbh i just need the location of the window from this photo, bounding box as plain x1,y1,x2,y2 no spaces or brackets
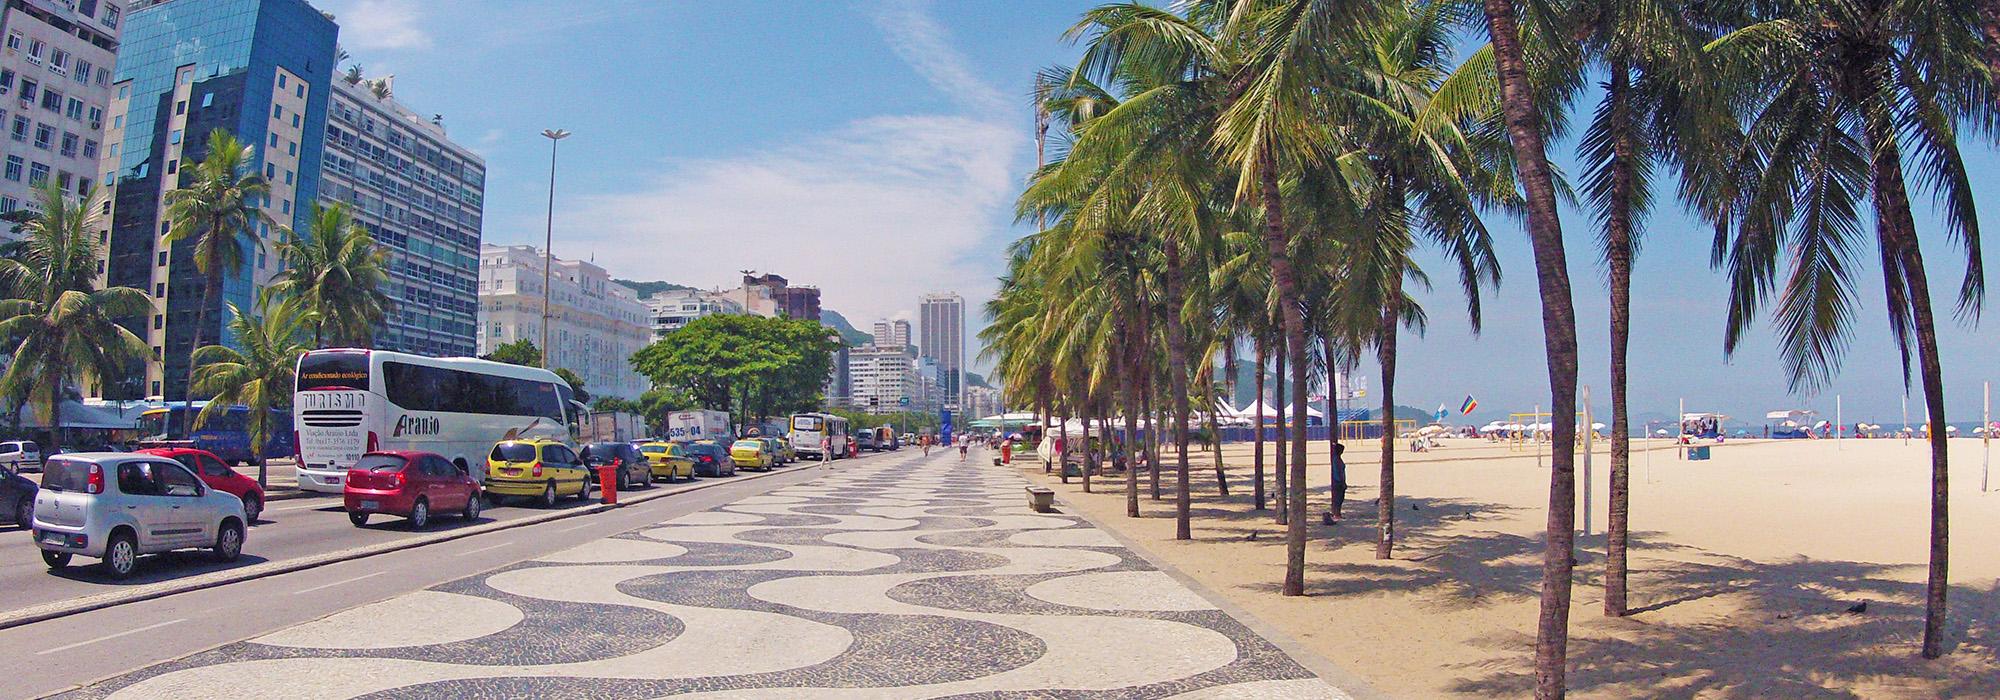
87,106,100,126
2,157,18,181
174,100,185,116
50,49,67,72
383,361,564,419
76,176,88,194
268,133,278,147
200,93,212,108
287,141,296,156
27,39,43,63
112,115,121,129
29,162,50,185
156,251,165,266
272,104,282,119
65,98,80,120
156,462,201,497
116,462,159,496
73,60,91,85
154,283,163,296
41,88,60,111
81,139,96,158
152,314,162,329
280,199,290,214
8,116,23,141
165,159,176,174
0,69,13,93
60,132,76,157
19,79,36,101
291,113,299,128
4,32,18,53
103,4,120,28
169,129,181,145
295,84,304,99
283,169,292,185
0,196,12,212
264,163,274,178
33,124,50,149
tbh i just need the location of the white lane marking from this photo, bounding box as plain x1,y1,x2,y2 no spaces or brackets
38,619,185,655
455,541,513,557
557,522,596,533
290,571,385,595
269,500,338,513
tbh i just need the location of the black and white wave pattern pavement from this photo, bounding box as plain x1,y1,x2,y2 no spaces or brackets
62,451,1345,699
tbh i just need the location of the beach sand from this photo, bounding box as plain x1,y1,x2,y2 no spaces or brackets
1017,436,2000,698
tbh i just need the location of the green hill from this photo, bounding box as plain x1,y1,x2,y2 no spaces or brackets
613,279,695,299
817,309,873,347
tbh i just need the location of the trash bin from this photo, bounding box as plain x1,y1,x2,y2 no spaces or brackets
596,466,619,504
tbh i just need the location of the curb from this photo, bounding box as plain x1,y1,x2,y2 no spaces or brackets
0,461,824,632
1014,465,1390,700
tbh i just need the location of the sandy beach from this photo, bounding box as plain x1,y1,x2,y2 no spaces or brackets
1018,436,2000,698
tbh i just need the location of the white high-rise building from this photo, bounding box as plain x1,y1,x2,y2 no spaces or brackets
476,244,650,400
870,318,911,348
646,288,742,338
0,0,122,234
919,292,965,409
847,343,918,415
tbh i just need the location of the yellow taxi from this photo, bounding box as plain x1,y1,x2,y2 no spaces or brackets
761,437,792,465
729,438,776,471
638,441,695,482
485,439,591,507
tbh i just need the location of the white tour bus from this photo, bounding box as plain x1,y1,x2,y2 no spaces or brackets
789,412,849,459
292,349,577,493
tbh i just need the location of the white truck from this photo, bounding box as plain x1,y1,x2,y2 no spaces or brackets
665,410,732,443
581,411,646,443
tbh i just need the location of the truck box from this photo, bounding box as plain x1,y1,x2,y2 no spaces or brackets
666,410,732,443
580,411,646,443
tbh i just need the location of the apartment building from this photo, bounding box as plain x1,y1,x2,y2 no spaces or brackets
476,244,649,400
0,0,121,230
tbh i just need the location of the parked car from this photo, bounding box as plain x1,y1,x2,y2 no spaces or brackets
2,462,36,527
683,441,736,477
879,427,900,451
580,442,651,490
31,454,247,579
854,430,880,453
136,447,266,523
759,437,791,465
484,439,591,507
637,441,695,482
344,451,482,529
730,439,776,471
0,440,43,472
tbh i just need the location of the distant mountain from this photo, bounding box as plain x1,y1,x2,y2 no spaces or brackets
818,309,873,347
965,372,993,389
613,279,695,299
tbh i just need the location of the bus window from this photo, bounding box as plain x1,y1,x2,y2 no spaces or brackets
298,352,371,391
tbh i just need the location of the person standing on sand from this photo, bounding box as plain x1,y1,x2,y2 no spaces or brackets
1330,443,1348,523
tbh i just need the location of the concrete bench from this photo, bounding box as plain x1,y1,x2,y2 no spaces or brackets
1026,485,1056,513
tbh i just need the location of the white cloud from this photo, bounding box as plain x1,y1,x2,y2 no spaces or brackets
868,0,1011,114
564,115,1020,326
330,0,432,51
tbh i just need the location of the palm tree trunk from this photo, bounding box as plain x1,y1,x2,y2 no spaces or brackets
1868,128,1952,660
1165,243,1193,541
1377,290,1399,559
1080,396,1093,493
43,367,62,455
1124,331,1140,517
1253,337,1267,511
1985,0,2000,111
1484,1,1584,694
1323,334,1342,517
185,268,219,437
254,411,269,489
1146,370,1161,500
1257,148,1310,596
1274,339,1289,526
1058,407,1071,484
1603,60,1637,618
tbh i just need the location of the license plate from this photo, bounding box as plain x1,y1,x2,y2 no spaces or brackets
501,468,522,476
39,531,64,546
359,500,379,510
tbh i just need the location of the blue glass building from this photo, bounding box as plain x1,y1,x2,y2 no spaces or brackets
98,0,336,399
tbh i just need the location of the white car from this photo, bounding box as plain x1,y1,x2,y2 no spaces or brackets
31,453,248,579
0,440,42,472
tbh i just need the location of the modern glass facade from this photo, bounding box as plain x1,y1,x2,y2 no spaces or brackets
98,0,336,399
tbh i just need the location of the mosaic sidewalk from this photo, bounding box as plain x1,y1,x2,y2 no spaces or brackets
62,451,1347,699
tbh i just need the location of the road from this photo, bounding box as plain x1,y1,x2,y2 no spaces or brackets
13,449,1346,699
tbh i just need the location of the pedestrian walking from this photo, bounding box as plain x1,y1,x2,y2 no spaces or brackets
821,435,832,464
958,435,969,461
1329,442,1348,523
921,434,932,457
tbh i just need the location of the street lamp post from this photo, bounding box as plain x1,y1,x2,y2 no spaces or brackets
539,128,571,370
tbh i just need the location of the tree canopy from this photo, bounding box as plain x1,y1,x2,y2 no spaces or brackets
630,314,839,422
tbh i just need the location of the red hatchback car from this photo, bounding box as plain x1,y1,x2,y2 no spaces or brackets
137,447,267,523
344,451,481,529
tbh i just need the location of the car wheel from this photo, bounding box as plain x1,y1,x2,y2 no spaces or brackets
242,494,263,524
41,549,70,570
349,511,369,527
462,492,482,520
409,498,430,529
212,520,244,562
103,531,138,580
16,494,32,527
576,479,593,502
539,482,558,508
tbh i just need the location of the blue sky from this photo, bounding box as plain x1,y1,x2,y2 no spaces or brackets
315,0,1996,426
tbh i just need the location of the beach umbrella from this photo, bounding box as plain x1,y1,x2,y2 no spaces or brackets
1589,422,1606,431
1653,428,1670,436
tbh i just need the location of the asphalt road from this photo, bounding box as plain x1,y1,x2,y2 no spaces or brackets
0,452,874,700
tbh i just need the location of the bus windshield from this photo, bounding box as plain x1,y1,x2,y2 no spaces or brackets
138,411,171,440
792,415,822,432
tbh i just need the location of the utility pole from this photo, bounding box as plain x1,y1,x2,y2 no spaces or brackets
539,128,571,370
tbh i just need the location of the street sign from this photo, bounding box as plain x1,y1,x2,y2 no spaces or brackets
898,396,911,407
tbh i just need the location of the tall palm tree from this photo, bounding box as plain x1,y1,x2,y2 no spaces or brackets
269,202,392,347
163,129,270,432
1478,0,1587,695
0,184,150,453
192,297,313,489
1706,0,1989,659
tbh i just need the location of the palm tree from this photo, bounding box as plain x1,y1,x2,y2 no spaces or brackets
163,129,270,432
1478,0,1587,695
192,297,313,489
269,202,392,347
0,184,150,453
1706,0,1990,660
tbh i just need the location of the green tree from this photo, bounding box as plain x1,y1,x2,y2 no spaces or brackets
482,338,542,366
0,184,151,453
163,129,270,430
1707,0,1990,659
590,396,641,414
192,297,313,488
631,314,839,422
269,202,392,347
552,367,589,405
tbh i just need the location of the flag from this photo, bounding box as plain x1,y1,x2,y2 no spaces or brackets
1460,395,1478,414
1435,403,1448,421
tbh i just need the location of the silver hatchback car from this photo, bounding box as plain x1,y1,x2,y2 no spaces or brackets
32,453,248,579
